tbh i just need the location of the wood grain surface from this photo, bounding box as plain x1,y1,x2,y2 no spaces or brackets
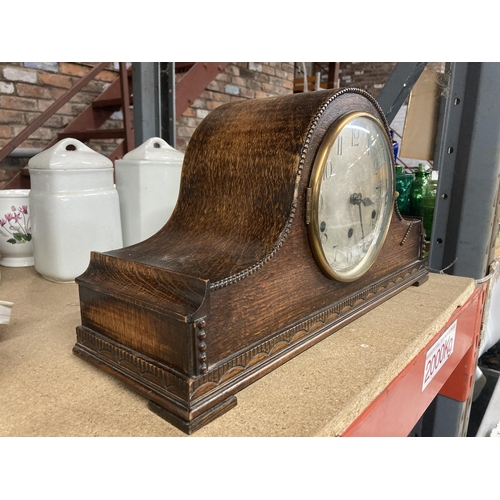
75,88,427,433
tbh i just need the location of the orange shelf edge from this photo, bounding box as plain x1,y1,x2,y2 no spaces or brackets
342,281,487,437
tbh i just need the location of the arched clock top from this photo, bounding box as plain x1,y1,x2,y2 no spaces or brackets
105,88,391,289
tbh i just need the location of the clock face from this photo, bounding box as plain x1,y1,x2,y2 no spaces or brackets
307,111,394,282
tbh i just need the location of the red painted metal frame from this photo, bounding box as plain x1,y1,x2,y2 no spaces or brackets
175,63,228,119
342,282,487,437
0,62,111,164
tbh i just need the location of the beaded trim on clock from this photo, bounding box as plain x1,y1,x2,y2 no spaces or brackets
210,88,391,291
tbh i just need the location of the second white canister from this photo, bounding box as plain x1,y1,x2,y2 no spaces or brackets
115,137,184,246
28,138,123,283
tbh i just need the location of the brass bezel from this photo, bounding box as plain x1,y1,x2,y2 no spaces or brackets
307,111,395,282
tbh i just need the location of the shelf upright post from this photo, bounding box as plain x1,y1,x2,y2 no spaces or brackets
426,62,500,436
429,62,500,279
132,62,176,148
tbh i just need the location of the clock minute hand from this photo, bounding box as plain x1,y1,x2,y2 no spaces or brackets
350,193,366,241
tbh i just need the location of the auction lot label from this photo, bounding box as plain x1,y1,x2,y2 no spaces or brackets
422,320,457,391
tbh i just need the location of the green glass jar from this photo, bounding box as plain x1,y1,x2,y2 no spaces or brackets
395,165,414,216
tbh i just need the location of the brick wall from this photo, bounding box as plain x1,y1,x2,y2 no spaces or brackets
175,62,295,152
0,62,123,186
0,62,445,187
177,61,439,152
0,62,296,185
339,62,397,97
338,62,445,98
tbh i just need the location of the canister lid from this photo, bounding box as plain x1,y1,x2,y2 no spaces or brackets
28,138,113,170
120,137,184,163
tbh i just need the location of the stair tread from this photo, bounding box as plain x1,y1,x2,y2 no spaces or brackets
58,129,126,140
176,62,195,73
93,96,134,109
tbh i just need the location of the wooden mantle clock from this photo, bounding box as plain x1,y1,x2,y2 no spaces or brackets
73,88,428,434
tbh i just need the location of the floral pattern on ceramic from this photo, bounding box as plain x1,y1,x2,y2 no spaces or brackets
0,204,32,245
0,189,34,267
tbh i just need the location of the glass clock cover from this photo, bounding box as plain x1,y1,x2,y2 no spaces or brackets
308,112,394,282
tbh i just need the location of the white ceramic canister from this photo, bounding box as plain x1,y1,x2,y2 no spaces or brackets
115,137,184,246
28,138,123,283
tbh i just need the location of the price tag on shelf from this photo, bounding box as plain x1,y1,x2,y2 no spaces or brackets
422,320,457,391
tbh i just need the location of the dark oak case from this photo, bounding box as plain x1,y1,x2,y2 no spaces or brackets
73,88,428,434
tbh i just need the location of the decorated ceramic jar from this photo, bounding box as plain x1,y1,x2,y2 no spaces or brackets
0,189,33,267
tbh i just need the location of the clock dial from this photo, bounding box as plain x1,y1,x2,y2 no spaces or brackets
308,112,394,282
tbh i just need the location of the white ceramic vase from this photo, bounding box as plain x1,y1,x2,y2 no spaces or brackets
0,189,34,267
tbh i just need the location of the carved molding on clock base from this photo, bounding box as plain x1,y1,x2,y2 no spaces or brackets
73,331,192,420
188,261,428,408
73,261,427,433
412,272,429,287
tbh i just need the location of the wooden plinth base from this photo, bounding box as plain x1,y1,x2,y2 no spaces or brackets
73,264,428,434
148,397,238,435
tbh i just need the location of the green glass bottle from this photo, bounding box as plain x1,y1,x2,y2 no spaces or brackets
395,165,414,216
410,164,436,240
421,178,437,241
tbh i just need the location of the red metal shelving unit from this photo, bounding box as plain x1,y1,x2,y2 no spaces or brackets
342,282,487,437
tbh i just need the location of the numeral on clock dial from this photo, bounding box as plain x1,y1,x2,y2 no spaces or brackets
336,136,343,156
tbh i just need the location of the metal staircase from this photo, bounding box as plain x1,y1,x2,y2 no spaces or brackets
0,62,228,189
51,63,134,162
